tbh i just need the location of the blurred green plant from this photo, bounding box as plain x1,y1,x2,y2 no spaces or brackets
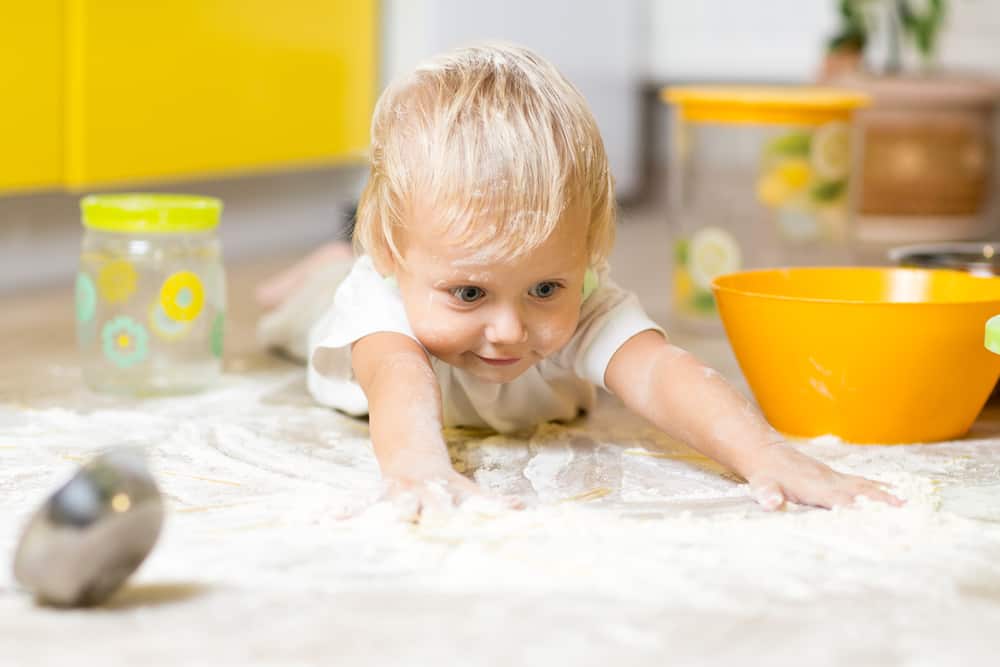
828,0,870,53
899,0,946,60
828,0,947,71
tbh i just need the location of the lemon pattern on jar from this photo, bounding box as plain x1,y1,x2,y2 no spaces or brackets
674,239,711,315
757,122,850,240
688,227,742,290
811,121,850,180
673,237,732,317
756,158,813,207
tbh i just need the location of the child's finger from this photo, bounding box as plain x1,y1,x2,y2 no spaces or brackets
845,475,904,506
828,491,861,508
501,494,526,510
389,491,423,522
460,493,526,514
856,485,905,507
845,474,895,492
344,492,421,523
444,482,479,506
418,482,459,517
749,481,786,511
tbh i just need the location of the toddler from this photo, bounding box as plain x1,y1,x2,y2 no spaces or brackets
259,43,901,516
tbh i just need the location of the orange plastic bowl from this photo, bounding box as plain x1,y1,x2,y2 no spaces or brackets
712,267,1000,443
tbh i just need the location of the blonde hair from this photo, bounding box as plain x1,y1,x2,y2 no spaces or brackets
354,43,615,271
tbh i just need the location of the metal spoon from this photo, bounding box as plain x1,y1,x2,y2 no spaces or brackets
12,448,164,607
889,242,1000,277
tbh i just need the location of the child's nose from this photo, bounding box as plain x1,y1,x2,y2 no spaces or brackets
485,306,528,345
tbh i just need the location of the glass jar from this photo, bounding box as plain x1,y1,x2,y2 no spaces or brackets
76,194,225,395
663,87,869,331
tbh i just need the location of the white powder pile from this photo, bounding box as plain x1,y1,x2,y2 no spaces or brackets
4,372,1000,665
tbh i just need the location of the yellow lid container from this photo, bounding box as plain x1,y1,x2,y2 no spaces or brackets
663,86,870,126
662,86,871,333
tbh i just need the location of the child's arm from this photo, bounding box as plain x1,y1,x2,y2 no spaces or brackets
352,332,483,515
605,331,902,510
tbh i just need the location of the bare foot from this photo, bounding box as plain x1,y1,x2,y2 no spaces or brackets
255,241,354,310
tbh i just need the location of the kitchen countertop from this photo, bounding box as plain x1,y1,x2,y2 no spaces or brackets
3,213,1000,666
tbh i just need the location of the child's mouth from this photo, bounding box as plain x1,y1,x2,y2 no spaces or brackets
475,354,521,366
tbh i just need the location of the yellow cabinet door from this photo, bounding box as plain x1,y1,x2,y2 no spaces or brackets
0,3,63,193
65,0,378,188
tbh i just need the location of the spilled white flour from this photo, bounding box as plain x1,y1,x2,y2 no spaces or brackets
4,369,1000,665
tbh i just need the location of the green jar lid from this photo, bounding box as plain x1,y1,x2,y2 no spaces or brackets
81,194,223,233
987,315,1000,355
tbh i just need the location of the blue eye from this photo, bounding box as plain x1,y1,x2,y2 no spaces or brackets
452,286,485,303
529,281,561,299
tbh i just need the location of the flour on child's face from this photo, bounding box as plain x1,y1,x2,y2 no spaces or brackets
395,200,589,383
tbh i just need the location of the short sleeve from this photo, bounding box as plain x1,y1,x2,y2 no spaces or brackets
560,274,665,391
306,256,419,415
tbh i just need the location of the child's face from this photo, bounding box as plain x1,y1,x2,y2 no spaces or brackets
395,202,590,383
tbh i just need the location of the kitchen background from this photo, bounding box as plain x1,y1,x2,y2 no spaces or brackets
2,0,998,293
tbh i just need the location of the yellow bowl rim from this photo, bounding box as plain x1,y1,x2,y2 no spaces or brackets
711,266,1000,307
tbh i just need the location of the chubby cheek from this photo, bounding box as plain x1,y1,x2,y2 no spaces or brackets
401,289,460,355
532,306,579,355
410,312,479,360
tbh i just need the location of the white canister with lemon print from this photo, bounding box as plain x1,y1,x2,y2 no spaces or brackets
77,195,225,395
663,87,868,331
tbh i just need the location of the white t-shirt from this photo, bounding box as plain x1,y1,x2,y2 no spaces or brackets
308,255,663,433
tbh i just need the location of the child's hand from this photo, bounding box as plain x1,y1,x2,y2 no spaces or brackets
745,442,904,511
380,470,523,522
605,334,904,512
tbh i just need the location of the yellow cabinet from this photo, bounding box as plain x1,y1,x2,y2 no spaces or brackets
0,1,376,195
65,0,378,188
0,3,64,192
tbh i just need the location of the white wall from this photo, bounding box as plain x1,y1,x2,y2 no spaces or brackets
646,0,839,82
380,0,645,197
380,0,431,86
645,0,1000,82
937,0,1000,73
